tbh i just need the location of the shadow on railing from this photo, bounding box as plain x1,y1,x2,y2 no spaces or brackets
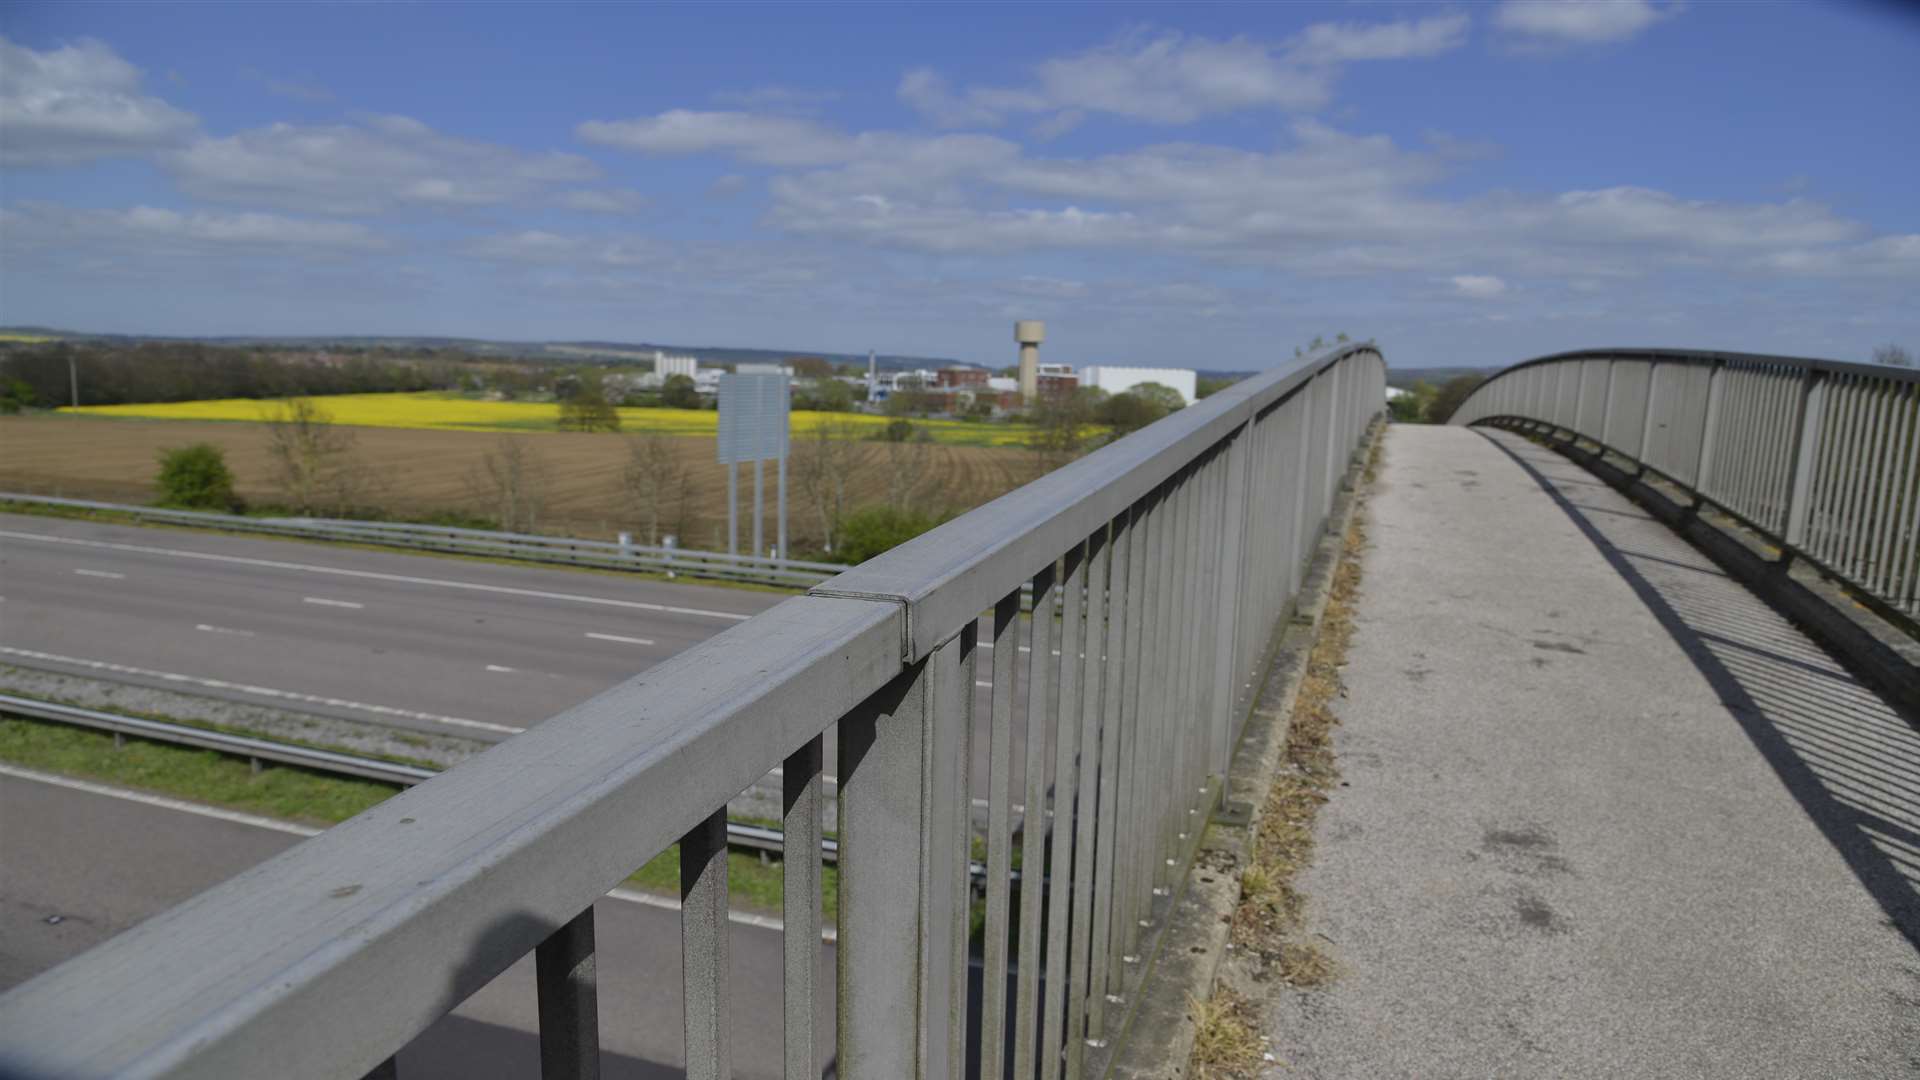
1481,431,1920,951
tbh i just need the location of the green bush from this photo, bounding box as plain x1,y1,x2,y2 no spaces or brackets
155,443,242,511
831,505,942,565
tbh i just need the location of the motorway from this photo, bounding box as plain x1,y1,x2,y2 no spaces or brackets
0,512,782,738
0,512,1042,796
0,766,834,1078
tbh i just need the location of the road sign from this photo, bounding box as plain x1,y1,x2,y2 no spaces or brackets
717,373,790,464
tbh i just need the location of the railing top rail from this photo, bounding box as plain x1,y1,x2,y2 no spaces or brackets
1473,346,1910,383
817,340,1380,659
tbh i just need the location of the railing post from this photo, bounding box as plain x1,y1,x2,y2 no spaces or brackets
1211,419,1252,773
1782,369,1829,554
836,629,974,1080
1636,356,1661,474
1691,360,1727,504
682,810,731,1080
1599,358,1618,450
536,908,600,1080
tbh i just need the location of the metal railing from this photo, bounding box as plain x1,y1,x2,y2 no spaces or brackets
0,493,842,588
1450,348,1920,623
0,342,1386,1080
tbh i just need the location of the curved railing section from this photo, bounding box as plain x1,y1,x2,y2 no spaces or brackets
1451,348,1920,623
0,343,1385,1080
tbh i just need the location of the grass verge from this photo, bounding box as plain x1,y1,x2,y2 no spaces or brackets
0,713,831,918
1189,987,1265,1079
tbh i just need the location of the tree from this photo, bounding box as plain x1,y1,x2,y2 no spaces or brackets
1874,344,1913,368
794,378,856,412
1027,386,1104,475
622,433,690,545
1388,381,1439,423
1425,374,1486,425
1196,375,1238,400
792,419,862,553
471,436,545,533
0,378,33,414
790,356,834,379
829,504,941,565
883,427,936,512
264,398,365,513
155,443,241,511
558,371,621,432
1098,388,1174,437
661,373,701,409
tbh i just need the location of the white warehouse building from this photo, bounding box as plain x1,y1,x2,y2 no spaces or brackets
1077,365,1199,406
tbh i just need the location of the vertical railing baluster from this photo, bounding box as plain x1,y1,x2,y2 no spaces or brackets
1012,562,1059,1080
1039,541,1088,1080
783,735,824,1080
1064,523,1111,1080
536,907,600,1080
1085,510,1132,1043
980,589,1023,1078
682,809,730,1080
1783,369,1829,552
1111,490,1155,982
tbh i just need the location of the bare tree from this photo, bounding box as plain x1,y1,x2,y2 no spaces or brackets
470,436,546,533
264,398,365,514
792,419,862,553
882,424,935,512
1874,343,1913,368
622,433,689,544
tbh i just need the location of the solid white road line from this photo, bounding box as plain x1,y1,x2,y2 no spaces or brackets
585,632,655,646
0,529,752,623
0,645,524,735
302,596,364,609
195,624,255,638
72,569,126,580
0,762,320,837
486,664,516,673
0,763,817,937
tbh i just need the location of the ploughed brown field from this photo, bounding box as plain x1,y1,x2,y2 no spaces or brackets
0,415,1038,553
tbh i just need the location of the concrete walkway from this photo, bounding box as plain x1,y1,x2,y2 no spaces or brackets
1265,425,1919,1079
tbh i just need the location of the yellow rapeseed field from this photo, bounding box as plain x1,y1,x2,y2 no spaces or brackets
61,392,1034,447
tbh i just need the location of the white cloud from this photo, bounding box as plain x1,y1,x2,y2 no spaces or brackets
899,18,1470,128
464,229,661,268
557,188,649,215
1,202,386,253
0,36,198,165
164,114,600,214
1495,1,1678,47
576,110,854,166
749,119,1910,286
1451,274,1508,298
1296,14,1471,62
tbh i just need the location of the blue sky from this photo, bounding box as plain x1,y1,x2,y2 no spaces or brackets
2,1,1915,371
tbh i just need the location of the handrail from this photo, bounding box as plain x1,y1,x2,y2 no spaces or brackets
1450,348,1919,624
0,341,1386,1080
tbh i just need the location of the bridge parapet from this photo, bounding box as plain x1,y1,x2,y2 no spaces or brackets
0,344,1385,1079
1453,349,1920,628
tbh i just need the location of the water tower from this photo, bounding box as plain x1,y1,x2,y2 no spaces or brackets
1016,320,1045,404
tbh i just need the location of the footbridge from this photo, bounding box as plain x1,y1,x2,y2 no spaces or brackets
1,344,1914,1079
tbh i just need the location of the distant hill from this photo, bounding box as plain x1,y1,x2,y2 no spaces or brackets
0,327,959,372
1385,366,1494,390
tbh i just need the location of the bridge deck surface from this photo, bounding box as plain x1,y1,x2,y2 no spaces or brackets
1266,425,1918,1079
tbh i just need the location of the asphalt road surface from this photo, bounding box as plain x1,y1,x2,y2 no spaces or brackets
0,512,781,738
0,766,836,1079
0,512,1046,799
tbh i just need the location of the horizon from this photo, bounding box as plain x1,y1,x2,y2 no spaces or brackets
2,2,1916,371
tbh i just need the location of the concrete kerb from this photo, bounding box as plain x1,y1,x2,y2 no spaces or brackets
1102,417,1381,1079
1503,422,1920,724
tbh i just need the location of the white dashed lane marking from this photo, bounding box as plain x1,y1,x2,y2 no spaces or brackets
0,645,523,735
